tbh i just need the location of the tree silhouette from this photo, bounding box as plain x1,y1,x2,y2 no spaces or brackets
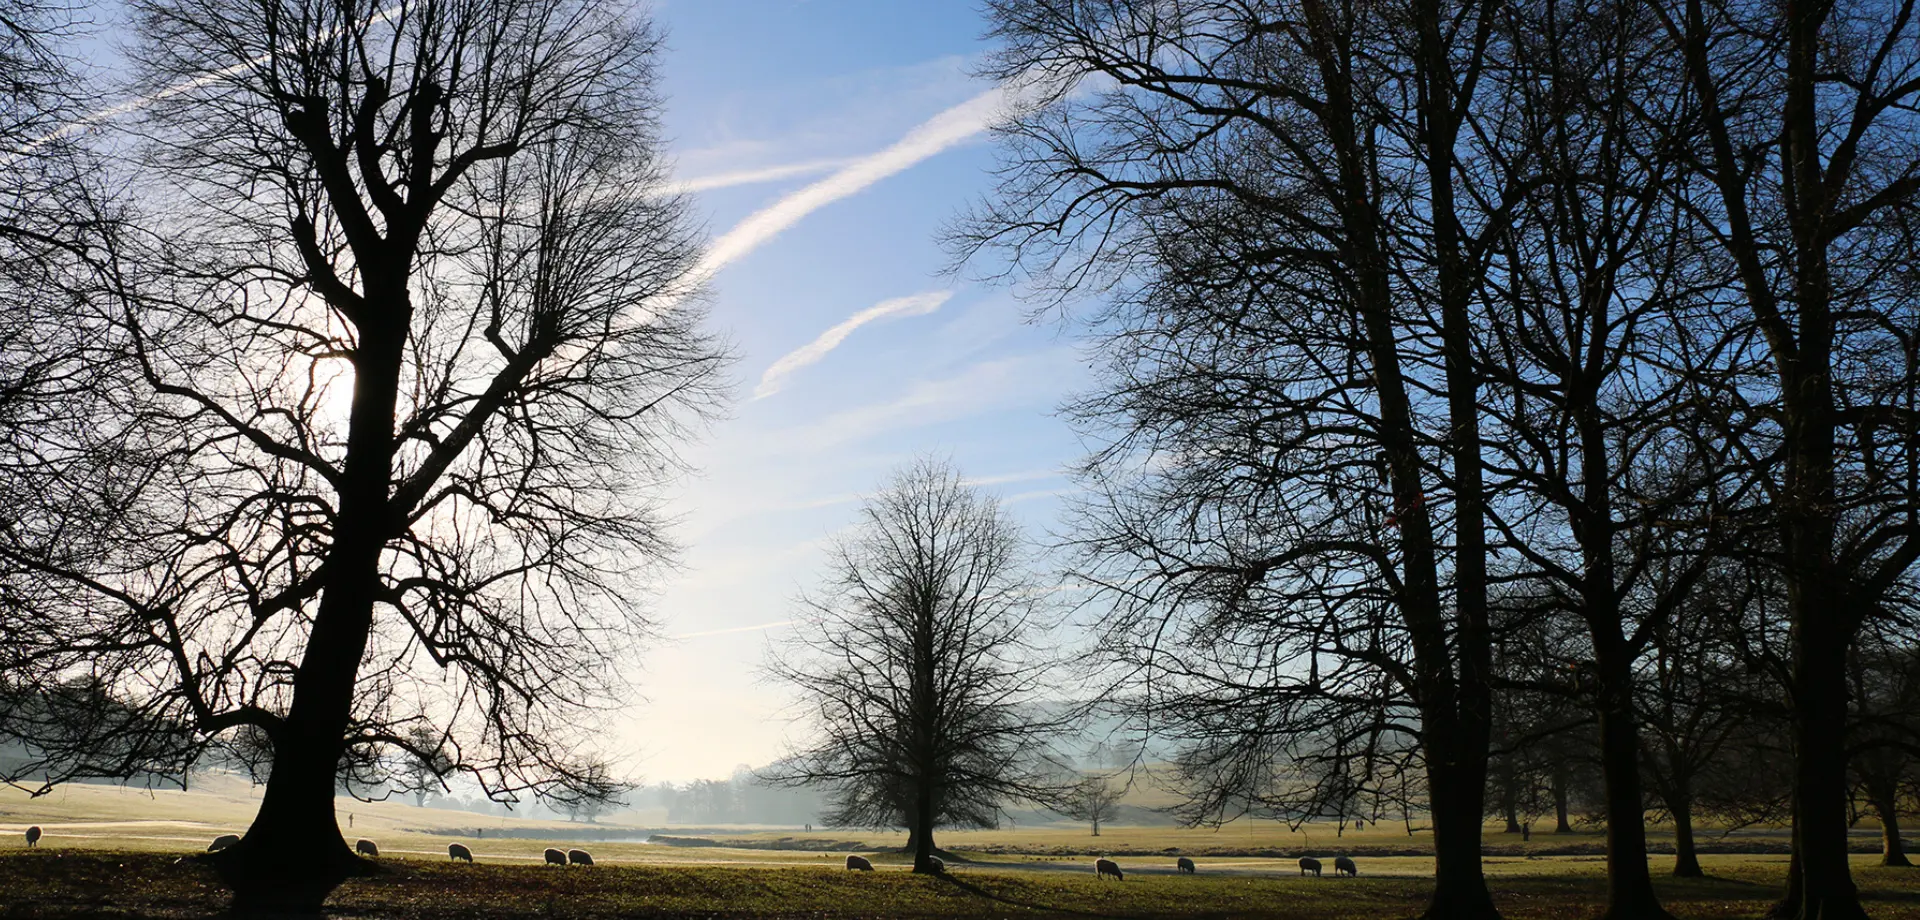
0,0,722,910
766,460,1068,874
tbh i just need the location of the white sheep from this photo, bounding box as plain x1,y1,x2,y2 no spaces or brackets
567,848,593,866
1095,857,1124,880
448,843,473,863
845,854,874,871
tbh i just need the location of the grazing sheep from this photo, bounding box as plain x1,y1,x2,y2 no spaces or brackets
544,848,567,865
448,843,473,863
1299,856,1322,877
1176,856,1195,874
1095,858,1124,881
24,826,41,848
926,855,944,873
1335,855,1357,877
208,834,240,852
568,848,593,866
355,839,378,858
845,855,874,871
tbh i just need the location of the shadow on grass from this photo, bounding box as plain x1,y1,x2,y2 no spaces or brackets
933,872,1132,918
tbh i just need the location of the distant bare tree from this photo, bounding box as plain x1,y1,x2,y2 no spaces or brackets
1064,776,1121,836
766,460,1068,874
0,0,723,912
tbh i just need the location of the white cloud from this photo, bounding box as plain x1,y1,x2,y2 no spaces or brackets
786,348,1078,451
754,290,953,399
661,157,855,195
962,468,1063,488
669,619,797,640
689,82,1018,284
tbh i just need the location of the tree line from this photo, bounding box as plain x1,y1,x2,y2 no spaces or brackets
937,0,1920,918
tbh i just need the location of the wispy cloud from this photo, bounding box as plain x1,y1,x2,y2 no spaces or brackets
963,469,1063,488
662,157,855,195
754,290,953,399
690,83,1016,283
669,619,797,640
784,347,1078,451
11,5,404,165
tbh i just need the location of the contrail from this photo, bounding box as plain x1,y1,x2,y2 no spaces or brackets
754,290,952,399
662,157,854,196
669,619,797,640
8,4,405,164
689,82,1017,285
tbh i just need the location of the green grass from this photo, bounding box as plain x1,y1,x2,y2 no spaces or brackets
6,850,1920,919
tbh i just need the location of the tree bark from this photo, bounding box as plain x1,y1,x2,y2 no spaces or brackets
1503,771,1522,835
1554,769,1573,834
1771,631,1866,919
1425,735,1501,920
1671,793,1703,878
1589,647,1672,919
1868,780,1911,868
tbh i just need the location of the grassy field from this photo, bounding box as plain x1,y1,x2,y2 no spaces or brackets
5,850,1920,919
6,778,1918,918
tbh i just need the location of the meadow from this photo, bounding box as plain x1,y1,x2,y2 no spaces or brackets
6,778,1920,918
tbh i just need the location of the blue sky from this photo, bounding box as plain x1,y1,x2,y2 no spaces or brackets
625,0,1091,782
57,0,1091,786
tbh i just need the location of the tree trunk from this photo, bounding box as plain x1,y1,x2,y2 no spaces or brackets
213,314,407,915
1872,782,1911,867
911,783,937,873
1553,769,1572,834
1425,744,1501,920
1768,0,1867,914
1771,630,1867,919
1590,637,1672,918
1503,771,1522,834
1672,797,1703,878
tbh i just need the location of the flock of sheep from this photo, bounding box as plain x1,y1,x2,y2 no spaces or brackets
20,825,1361,880
843,852,1358,880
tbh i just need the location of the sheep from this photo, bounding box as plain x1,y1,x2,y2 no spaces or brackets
355,839,379,858
926,855,944,873
845,855,874,871
1335,855,1357,877
1299,856,1322,877
568,848,594,866
24,826,41,848
1176,856,1196,874
208,834,240,852
1095,858,1124,881
448,843,473,863
544,848,567,865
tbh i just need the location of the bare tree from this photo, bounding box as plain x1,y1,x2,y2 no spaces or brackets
961,2,1538,915
0,0,723,911
765,460,1068,874
1647,0,1920,914
1063,775,1122,836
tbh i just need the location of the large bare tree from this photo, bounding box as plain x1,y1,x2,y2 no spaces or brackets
0,0,723,911
766,460,1068,874
1649,0,1920,914
961,2,1529,915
